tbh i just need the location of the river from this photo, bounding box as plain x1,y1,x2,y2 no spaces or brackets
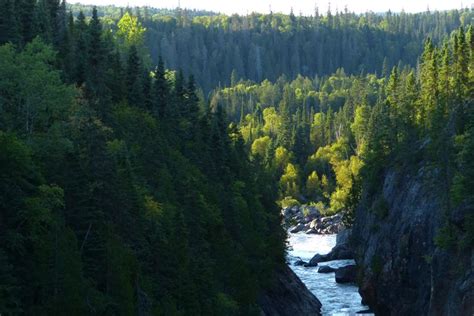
287,233,372,315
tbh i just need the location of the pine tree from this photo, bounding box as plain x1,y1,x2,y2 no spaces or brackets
398,71,418,149
126,45,144,107
19,0,37,44
364,98,393,190
87,7,103,72
106,50,125,103
54,1,68,59
174,69,186,107
153,56,169,118
185,75,200,124
53,0,67,48
277,86,293,149
73,11,88,86
86,6,110,112
452,27,469,133
0,0,20,45
386,66,401,144
419,38,438,131
292,125,310,167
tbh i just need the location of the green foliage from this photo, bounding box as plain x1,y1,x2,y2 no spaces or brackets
0,6,286,314
116,12,146,50
279,197,300,208
315,201,338,217
274,146,291,171
306,171,321,199
141,8,473,92
351,104,371,155
0,39,75,135
251,135,271,157
279,163,300,198
1,3,474,313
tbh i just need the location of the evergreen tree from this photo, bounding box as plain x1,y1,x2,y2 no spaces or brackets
277,86,293,148
73,11,87,85
19,0,37,44
184,74,200,124
126,45,144,107
153,56,168,118
0,0,20,45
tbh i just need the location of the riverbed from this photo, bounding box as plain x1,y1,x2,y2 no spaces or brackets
287,233,371,315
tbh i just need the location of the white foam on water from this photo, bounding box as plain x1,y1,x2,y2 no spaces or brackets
287,233,372,316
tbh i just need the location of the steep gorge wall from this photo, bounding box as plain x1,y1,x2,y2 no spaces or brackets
352,168,473,315
258,265,322,316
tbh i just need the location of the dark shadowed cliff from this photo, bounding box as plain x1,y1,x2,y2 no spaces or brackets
352,167,473,315
259,266,322,316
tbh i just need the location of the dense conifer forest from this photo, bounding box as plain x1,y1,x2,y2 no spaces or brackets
0,2,284,314
0,1,473,315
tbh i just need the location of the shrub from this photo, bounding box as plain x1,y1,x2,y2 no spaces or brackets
279,196,300,208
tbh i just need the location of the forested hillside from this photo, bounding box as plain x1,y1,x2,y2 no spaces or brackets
65,4,474,92
141,8,473,92
212,26,474,238
0,2,284,314
68,3,217,19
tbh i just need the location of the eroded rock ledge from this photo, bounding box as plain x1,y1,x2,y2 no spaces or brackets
258,265,322,316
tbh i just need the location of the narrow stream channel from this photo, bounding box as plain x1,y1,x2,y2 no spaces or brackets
287,233,372,315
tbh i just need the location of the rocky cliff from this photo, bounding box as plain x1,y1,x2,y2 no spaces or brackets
352,168,473,315
258,265,322,315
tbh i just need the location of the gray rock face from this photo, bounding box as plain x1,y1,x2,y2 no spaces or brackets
352,168,474,316
335,265,357,284
258,266,322,316
336,228,352,245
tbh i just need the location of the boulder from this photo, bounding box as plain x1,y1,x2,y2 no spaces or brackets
304,206,320,218
308,244,354,265
329,243,354,259
290,206,300,214
309,219,319,229
307,254,325,266
290,223,306,234
318,265,336,273
294,259,307,266
335,265,357,284
281,207,293,219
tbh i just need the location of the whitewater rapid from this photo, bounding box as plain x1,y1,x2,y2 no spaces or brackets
287,233,371,315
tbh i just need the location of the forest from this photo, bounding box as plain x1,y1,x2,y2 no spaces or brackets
0,1,284,314
0,0,473,315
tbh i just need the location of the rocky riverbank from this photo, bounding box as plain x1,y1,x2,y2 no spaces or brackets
296,228,360,287
287,233,368,315
282,205,346,234
258,265,322,315
305,228,354,267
